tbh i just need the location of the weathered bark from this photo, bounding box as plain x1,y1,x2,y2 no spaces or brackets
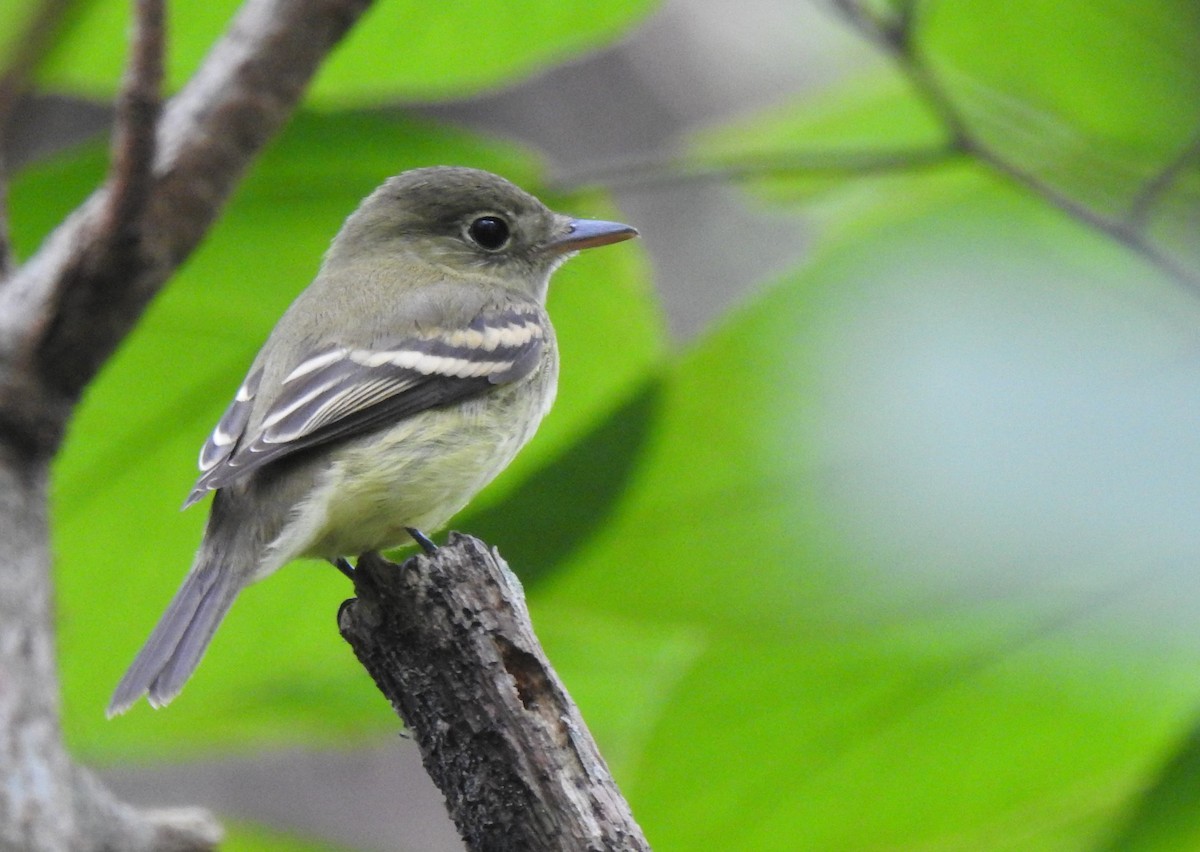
339,535,651,852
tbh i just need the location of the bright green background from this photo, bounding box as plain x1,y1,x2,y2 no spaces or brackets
11,0,1200,849
37,0,656,103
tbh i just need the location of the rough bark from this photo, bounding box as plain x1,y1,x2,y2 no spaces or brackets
339,535,652,852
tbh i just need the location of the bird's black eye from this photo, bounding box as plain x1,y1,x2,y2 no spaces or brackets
467,216,511,251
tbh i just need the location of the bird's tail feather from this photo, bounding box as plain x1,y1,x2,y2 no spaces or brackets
107,555,239,717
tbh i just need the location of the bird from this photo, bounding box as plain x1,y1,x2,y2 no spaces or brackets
107,166,638,715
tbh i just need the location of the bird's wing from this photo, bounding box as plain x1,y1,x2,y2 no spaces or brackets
183,304,546,507
194,366,263,483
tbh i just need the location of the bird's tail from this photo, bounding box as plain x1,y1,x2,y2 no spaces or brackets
107,550,240,717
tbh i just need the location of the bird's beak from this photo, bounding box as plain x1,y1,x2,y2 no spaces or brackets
545,218,639,254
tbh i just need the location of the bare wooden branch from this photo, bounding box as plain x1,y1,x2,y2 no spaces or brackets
0,0,75,280
339,535,652,852
106,0,164,235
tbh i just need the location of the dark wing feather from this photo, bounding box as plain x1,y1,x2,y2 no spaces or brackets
184,305,546,504
196,368,263,475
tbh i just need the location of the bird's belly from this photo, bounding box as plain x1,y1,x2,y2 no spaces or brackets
275,372,555,564
315,415,527,554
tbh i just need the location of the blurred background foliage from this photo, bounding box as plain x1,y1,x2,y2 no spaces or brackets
7,0,1200,849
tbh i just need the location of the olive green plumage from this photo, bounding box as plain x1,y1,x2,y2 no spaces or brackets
109,167,637,715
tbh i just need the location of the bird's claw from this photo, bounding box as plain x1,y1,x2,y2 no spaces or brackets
406,527,438,555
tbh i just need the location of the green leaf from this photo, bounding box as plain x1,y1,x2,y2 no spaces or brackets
529,173,1200,848
1104,719,1200,850
14,111,662,760
921,0,1200,173
310,0,656,103
0,5,47,68
919,0,1200,274
649,4,1200,840
35,0,656,104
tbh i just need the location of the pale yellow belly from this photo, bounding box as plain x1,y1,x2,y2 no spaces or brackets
259,355,556,573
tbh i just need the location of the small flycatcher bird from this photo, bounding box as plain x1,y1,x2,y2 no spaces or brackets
108,166,638,715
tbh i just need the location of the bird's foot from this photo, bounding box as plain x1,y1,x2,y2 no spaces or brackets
406,527,438,555
332,557,355,579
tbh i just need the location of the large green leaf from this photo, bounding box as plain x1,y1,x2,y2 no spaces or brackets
1104,718,1200,851
918,0,1200,269
8,111,661,760
35,0,655,105
629,2,1200,842
528,169,1200,848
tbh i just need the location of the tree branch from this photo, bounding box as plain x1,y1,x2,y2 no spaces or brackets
0,0,75,281
1126,127,1200,231
0,0,72,124
339,535,651,852
828,0,1200,296
0,1,374,848
554,143,963,194
106,0,164,237
0,0,373,459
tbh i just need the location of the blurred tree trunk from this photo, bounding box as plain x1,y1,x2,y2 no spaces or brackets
0,1,372,847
